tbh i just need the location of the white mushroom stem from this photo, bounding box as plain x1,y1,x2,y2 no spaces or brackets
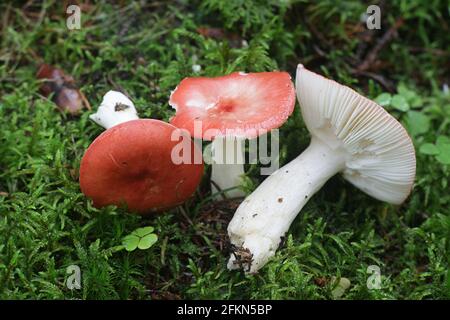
89,90,139,129
227,138,347,273
211,136,246,199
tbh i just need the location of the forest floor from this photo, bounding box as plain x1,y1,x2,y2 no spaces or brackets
0,0,449,299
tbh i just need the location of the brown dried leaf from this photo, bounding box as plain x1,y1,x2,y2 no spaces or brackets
197,27,244,48
36,64,89,115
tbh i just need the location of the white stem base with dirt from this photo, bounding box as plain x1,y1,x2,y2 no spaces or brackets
227,138,347,273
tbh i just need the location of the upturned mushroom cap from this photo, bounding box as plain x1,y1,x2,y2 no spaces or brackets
296,65,416,204
169,71,296,140
80,119,204,214
89,90,139,128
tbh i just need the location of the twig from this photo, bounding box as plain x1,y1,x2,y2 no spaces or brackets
353,70,396,92
356,18,404,72
355,0,385,62
79,89,92,110
27,48,43,65
408,47,449,57
178,205,194,226
305,17,332,48
210,179,227,200
106,74,131,98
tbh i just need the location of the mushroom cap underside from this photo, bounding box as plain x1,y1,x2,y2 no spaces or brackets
296,65,416,204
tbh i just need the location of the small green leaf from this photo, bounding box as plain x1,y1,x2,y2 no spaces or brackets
374,93,392,107
133,226,154,237
122,235,139,252
419,143,440,155
397,83,410,97
397,84,422,107
138,234,158,250
409,95,423,108
405,111,430,136
391,94,410,112
435,144,450,165
436,136,450,150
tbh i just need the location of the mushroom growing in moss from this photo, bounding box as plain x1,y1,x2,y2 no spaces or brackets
79,91,204,214
227,65,416,273
169,71,295,198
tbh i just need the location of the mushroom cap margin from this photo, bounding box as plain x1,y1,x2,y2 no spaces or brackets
296,65,416,204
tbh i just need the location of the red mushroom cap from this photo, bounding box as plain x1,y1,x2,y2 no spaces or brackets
79,119,203,214
169,71,296,140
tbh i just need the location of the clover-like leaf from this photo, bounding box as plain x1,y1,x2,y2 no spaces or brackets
122,235,140,252
122,226,158,252
397,84,423,108
436,136,450,150
391,94,410,112
436,144,450,165
419,143,440,155
375,93,392,107
405,111,430,137
133,226,154,238
137,234,158,250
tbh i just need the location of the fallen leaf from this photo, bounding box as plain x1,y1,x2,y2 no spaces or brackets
197,27,244,48
36,64,90,115
197,27,226,39
314,277,327,287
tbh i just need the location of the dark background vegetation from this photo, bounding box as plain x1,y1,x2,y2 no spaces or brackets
0,0,449,299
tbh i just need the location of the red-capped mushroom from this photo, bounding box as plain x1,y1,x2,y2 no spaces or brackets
169,71,295,198
80,91,203,214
